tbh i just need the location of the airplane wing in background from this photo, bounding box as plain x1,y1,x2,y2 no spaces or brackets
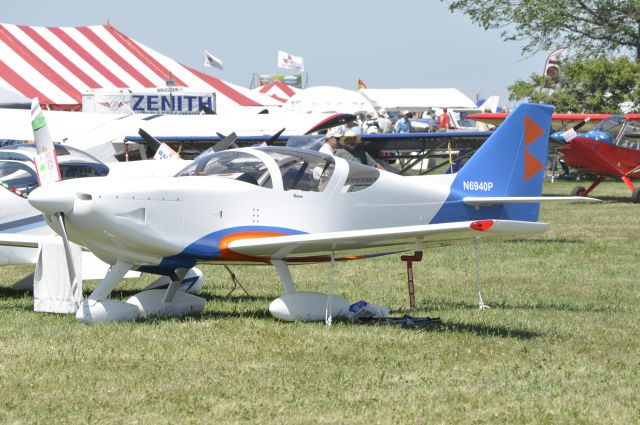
227,220,549,260
0,233,42,248
468,112,612,132
124,130,492,150
359,131,491,152
123,131,493,174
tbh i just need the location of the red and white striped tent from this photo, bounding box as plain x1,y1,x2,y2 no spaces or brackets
254,80,299,103
0,23,273,111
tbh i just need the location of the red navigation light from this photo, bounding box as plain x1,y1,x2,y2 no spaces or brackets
470,220,494,231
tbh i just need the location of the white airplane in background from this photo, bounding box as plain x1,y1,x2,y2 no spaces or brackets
25,103,597,324
0,106,354,163
0,102,204,303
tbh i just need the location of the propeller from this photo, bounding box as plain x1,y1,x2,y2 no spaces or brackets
55,212,77,287
212,132,239,152
216,127,285,150
572,116,591,132
192,132,239,160
137,128,162,150
266,128,286,145
29,98,79,294
136,128,182,159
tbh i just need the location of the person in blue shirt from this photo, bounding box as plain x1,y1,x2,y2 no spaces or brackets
394,111,412,133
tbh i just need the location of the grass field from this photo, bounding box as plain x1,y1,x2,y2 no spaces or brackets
1,180,639,424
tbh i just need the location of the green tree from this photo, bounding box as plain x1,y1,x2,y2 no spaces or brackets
508,57,640,112
443,0,640,62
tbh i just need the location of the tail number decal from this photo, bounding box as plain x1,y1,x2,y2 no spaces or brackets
463,181,494,191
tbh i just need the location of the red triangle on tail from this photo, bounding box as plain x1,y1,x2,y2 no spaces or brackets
524,150,544,181
524,115,544,147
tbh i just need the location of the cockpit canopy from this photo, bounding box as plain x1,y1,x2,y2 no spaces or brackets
0,144,109,196
585,116,640,150
176,146,380,193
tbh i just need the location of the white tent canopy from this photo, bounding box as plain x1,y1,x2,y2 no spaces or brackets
0,23,274,111
283,86,376,115
0,86,30,109
360,88,477,113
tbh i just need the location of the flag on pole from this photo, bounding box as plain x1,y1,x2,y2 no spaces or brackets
357,78,367,89
543,47,566,77
203,50,223,70
277,50,304,71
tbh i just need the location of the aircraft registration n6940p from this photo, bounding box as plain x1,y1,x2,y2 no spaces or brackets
28,103,595,324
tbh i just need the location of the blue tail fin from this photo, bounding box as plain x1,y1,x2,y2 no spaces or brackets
431,103,554,223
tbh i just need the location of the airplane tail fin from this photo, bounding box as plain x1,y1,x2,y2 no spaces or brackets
432,103,554,223
477,95,499,113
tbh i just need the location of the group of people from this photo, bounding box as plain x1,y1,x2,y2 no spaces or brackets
393,108,453,133
345,108,455,136
319,128,385,170
318,107,457,169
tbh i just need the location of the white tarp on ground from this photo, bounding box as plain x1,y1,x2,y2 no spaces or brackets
360,88,477,112
283,86,376,115
0,23,277,111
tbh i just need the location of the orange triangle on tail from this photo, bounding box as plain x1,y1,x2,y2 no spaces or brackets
524,150,544,181
524,115,544,147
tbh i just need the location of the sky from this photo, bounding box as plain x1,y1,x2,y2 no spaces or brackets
3,0,550,107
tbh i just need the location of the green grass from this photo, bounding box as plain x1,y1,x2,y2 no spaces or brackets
1,180,639,424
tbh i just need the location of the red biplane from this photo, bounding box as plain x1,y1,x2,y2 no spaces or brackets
471,111,640,202
553,114,640,202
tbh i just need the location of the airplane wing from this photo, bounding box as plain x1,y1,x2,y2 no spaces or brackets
468,112,612,132
0,233,42,248
227,219,549,260
360,131,491,152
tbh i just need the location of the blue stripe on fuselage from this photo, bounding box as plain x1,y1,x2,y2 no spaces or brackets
159,225,307,269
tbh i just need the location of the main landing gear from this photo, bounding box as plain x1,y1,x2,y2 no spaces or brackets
75,262,206,324
268,258,351,323
572,175,640,203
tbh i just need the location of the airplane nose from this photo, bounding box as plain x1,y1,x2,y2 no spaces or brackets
28,187,75,215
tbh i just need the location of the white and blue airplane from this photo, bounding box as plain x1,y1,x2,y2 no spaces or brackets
25,103,596,323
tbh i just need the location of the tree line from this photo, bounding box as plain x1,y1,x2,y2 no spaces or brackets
443,0,640,112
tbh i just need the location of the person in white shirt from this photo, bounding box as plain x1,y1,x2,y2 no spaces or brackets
377,110,392,134
320,129,341,155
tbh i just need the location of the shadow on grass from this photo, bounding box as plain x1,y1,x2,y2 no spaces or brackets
135,308,541,340
585,195,635,203
0,287,34,311
437,321,541,339
111,289,269,303
508,238,584,244
134,308,273,324
419,298,613,313
0,287,27,297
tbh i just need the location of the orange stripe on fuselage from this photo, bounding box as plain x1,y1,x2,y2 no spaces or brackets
218,231,368,264
219,231,288,262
